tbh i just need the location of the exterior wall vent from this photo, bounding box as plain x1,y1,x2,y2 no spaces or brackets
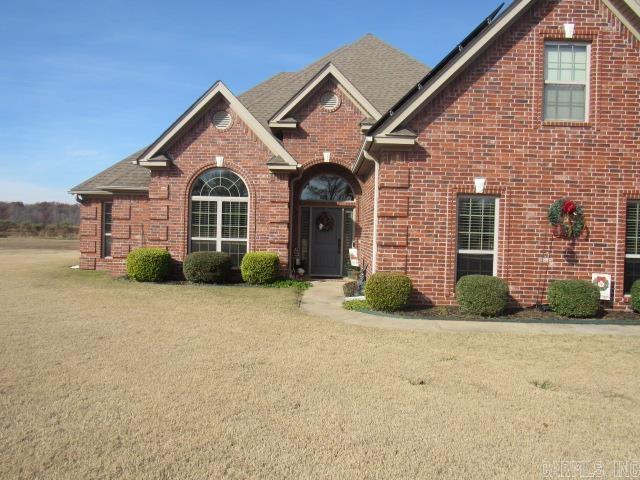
212,111,232,130
320,92,340,111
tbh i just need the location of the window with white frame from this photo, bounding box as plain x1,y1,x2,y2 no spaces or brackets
190,168,248,267
102,202,113,258
544,42,589,122
456,196,498,281
625,201,640,293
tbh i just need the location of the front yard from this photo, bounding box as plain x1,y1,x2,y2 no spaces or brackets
1,242,640,479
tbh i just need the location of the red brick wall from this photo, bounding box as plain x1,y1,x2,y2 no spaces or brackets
284,76,372,271
156,97,290,272
78,195,149,275
79,77,374,278
79,97,291,275
356,165,376,273
377,0,640,308
282,77,367,169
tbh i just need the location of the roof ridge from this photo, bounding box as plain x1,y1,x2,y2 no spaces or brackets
357,33,430,72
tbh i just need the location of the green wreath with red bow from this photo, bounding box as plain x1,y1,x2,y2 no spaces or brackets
548,199,586,239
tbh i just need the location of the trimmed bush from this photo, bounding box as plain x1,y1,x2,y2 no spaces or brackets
240,252,279,285
631,280,640,313
343,299,369,311
547,279,600,318
456,275,509,317
126,247,172,282
364,272,412,312
182,251,231,284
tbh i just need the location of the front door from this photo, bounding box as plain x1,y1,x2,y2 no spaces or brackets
309,207,342,277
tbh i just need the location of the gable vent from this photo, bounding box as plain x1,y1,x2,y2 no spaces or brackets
320,92,340,111
212,110,232,130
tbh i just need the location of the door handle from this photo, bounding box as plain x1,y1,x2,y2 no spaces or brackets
337,238,341,253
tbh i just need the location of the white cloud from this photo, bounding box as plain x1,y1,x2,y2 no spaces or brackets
0,179,75,204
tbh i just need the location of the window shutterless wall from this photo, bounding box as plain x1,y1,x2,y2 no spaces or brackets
187,168,250,268
543,42,591,122
102,202,112,258
455,195,499,281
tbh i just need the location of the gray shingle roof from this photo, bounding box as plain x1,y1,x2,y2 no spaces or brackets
239,34,430,128
71,34,429,194
69,149,150,193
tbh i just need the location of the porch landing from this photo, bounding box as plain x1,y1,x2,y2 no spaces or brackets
300,280,640,336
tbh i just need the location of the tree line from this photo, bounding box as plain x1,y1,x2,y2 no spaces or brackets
0,202,80,239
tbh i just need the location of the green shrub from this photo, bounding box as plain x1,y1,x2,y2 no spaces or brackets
182,251,231,284
126,247,172,282
455,275,509,317
240,252,280,285
343,299,369,311
631,280,640,313
547,280,600,318
364,272,412,312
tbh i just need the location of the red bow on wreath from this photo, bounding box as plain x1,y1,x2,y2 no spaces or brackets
562,200,577,215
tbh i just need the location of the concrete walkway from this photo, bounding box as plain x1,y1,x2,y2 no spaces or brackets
300,280,640,336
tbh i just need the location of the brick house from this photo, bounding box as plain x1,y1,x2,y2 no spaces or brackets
71,0,640,309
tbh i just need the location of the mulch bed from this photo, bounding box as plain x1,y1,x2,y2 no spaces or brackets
394,305,640,325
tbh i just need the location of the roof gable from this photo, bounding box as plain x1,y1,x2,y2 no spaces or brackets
370,0,640,140
138,81,298,168
239,34,430,129
268,63,382,128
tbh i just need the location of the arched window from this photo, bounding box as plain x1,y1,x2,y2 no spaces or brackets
300,174,354,201
190,168,248,267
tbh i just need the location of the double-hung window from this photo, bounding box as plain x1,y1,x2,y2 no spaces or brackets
625,201,640,293
102,202,113,258
190,168,249,267
544,42,589,122
457,196,498,281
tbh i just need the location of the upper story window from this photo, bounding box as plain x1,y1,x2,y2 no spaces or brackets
300,174,354,202
456,196,498,281
102,202,112,258
544,42,589,122
190,168,249,267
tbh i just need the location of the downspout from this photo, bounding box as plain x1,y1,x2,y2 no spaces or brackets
354,136,378,273
372,154,380,273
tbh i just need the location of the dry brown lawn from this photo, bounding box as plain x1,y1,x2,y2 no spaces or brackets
1,246,639,479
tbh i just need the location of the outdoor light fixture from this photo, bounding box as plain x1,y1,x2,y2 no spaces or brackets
474,177,487,194
563,23,575,38
323,151,331,162
215,155,224,167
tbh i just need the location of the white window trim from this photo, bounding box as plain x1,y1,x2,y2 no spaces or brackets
543,41,591,122
102,202,113,259
626,200,640,259
189,198,248,255
456,195,499,277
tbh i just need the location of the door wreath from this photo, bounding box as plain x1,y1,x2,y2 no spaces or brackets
548,198,586,239
316,211,334,232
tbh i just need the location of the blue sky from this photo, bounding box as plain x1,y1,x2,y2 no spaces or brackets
0,0,509,203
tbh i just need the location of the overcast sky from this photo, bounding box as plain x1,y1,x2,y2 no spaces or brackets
0,0,510,204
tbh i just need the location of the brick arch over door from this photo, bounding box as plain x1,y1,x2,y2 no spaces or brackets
293,162,362,201
291,162,365,276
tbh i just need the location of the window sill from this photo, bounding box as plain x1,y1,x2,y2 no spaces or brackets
541,120,592,128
